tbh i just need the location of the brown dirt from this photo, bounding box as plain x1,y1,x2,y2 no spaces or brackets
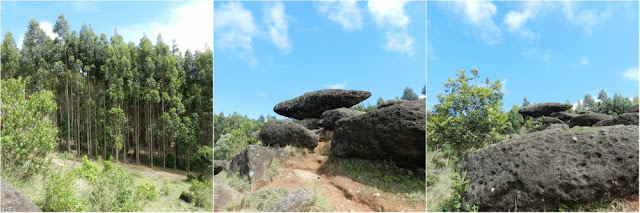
258,144,424,212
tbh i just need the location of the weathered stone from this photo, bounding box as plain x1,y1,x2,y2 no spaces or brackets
264,187,315,212
300,118,320,130
228,145,276,190
568,112,611,127
545,123,569,131
273,89,371,119
624,105,639,113
214,160,228,175
331,100,426,168
548,112,577,122
533,117,564,126
595,113,639,126
463,125,639,211
376,99,408,109
317,108,365,130
259,120,319,149
518,103,573,117
1,179,42,212
213,182,240,211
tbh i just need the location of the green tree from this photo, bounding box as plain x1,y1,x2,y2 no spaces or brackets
522,97,531,107
427,69,508,159
1,31,20,79
377,97,384,106
506,105,524,134
401,87,419,100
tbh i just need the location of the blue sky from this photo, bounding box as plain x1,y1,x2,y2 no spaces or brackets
214,0,426,119
1,1,212,53
427,1,639,110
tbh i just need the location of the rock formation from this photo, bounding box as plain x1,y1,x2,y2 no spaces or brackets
228,145,276,190
595,112,639,126
568,112,611,127
518,102,573,117
264,187,315,212
273,89,371,120
1,179,42,212
316,108,365,130
259,120,319,149
376,99,408,109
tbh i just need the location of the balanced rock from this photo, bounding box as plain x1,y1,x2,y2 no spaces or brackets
548,112,577,122
317,108,365,130
299,118,320,130
331,100,426,168
625,105,639,113
595,113,639,126
228,145,276,190
273,89,371,120
1,179,42,212
259,120,318,149
376,99,408,109
518,102,572,117
463,125,639,211
214,160,228,175
568,112,611,127
264,187,315,212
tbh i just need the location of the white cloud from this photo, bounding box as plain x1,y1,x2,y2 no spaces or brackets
328,80,348,89
212,1,258,65
562,1,612,35
501,78,508,94
579,57,590,66
118,0,213,53
503,2,551,40
39,21,56,40
264,2,291,53
317,0,363,31
450,0,501,44
623,65,639,81
367,0,414,55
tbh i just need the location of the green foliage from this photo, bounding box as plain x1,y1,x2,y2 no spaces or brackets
194,145,213,174
522,97,531,107
136,181,158,201
214,112,264,160
1,77,58,176
161,178,170,196
437,172,472,212
575,90,633,115
86,159,142,212
187,179,213,209
59,151,72,160
74,155,101,182
43,169,84,212
351,101,377,112
428,69,508,159
506,105,524,134
227,188,289,211
401,86,419,100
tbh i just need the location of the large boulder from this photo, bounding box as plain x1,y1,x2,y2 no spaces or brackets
1,179,42,212
299,118,320,130
595,113,639,126
228,145,276,190
264,187,315,212
568,112,611,127
519,103,573,117
625,105,639,113
376,99,408,109
548,112,577,122
331,100,426,168
259,120,319,149
273,89,371,119
463,125,639,211
317,108,365,130
214,160,229,175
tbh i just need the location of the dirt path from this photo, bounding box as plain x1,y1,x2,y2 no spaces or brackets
50,153,187,180
258,142,423,212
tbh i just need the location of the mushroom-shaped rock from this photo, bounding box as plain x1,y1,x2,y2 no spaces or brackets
273,89,371,119
518,102,572,117
317,108,365,130
259,120,319,149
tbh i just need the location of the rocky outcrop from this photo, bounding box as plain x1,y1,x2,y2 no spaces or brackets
568,112,611,127
548,112,577,122
264,187,315,212
545,123,569,131
376,99,407,109
518,102,573,117
228,145,276,190
625,105,639,113
1,179,42,212
595,113,639,126
273,89,371,120
213,182,240,211
259,120,319,149
331,100,426,168
317,108,365,130
463,125,639,211
214,160,229,175
300,118,320,130
533,117,564,126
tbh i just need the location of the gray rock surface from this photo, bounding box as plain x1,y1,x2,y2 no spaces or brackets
228,145,276,190
331,100,426,168
214,160,229,175
273,89,371,119
1,179,42,212
264,187,315,212
595,113,639,126
624,105,639,113
376,99,408,109
545,123,569,131
259,120,319,149
568,112,611,127
549,112,578,122
533,117,564,125
519,103,573,117
213,182,240,211
317,108,365,130
463,125,639,211
299,118,320,130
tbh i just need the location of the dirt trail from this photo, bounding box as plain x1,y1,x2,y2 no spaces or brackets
50,153,187,180
258,142,423,212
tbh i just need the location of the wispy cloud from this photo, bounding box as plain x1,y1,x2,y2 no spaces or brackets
579,56,590,66
71,1,98,13
367,0,414,55
317,0,363,31
213,1,258,65
448,0,501,45
328,80,348,89
562,1,612,35
623,65,639,81
503,1,552,40
264,1,292,53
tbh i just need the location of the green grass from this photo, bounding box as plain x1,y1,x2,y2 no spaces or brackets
426,150,457,211
215,171,251,193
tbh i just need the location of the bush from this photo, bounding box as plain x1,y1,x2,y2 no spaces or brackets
195,145,213,174
86,159,142,212
43,169,84,212
187,179,212,209
73,155,100,182
136,181,158,201
162,178,170,195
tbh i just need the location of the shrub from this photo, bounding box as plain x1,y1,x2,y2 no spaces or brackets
86,159,142,212
73,155,100,182
162,178,170,195
195,145,213,174
44,169,84,212
136,181,158,201
59,151,72,160
187,179,212,209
